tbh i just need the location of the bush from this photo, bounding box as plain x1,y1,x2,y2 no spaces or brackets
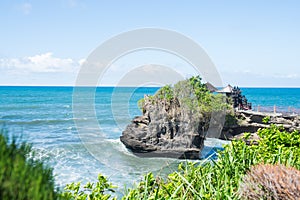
262,115,271,124
155,84,174,101
0,132,58,200
239,164,300,200
61,174,117,200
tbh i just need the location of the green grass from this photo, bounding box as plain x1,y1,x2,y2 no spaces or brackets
0,131,58,200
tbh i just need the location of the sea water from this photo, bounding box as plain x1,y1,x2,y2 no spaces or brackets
0,86,299,193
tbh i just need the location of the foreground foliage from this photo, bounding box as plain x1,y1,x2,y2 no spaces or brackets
2,124,299,199
62,125,300,199
0,132,57,200
61,174,117,200
122,125,300,199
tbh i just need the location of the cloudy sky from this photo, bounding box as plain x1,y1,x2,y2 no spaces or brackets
0,1,300,87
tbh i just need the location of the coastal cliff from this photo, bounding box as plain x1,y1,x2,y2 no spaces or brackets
120,76,229,159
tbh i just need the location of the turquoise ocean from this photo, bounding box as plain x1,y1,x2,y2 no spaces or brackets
0,86,300,192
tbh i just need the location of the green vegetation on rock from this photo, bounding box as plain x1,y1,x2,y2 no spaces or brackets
138,76,232,129
139,76,230,112
262,115,271,124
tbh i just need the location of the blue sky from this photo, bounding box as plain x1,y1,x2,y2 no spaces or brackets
0,0,299,87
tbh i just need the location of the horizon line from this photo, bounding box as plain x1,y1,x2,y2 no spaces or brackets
0,84,300,89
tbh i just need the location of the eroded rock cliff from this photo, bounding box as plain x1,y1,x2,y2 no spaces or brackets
120,95,206,159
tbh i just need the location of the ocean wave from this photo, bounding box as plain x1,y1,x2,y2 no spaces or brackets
1,114,26,120
0,105,41,110
7,118,74,125
105,138,134,156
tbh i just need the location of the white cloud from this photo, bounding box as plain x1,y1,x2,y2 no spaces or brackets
272,73,299,79
220,69,300,87
78,58,86,66
0,52,80,73
20,3,32,15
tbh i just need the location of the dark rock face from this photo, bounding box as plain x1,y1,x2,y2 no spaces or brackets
120,96,205,159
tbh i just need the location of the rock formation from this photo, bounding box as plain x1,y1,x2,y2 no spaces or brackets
120,76,300,159
222,110,300,144
120,95,206,159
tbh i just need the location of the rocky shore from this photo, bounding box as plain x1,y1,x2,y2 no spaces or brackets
223,110,300,144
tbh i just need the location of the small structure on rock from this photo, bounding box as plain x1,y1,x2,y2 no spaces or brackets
216,84,234,96
205,82,218,93
216,85,252,110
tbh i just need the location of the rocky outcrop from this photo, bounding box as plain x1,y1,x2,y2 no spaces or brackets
120,96,206,159
221,110,300,144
